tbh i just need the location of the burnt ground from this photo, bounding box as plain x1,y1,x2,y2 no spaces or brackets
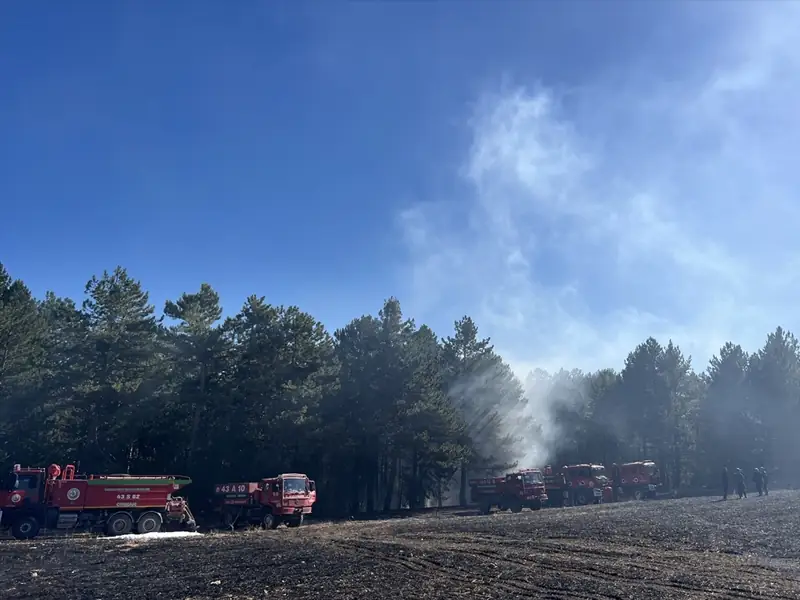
2,491,800,600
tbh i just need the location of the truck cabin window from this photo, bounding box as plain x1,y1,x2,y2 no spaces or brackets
523,472,542,485
283,478,306,494
7,473,38,491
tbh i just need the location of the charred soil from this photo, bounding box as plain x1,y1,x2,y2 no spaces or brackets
2,491,800,599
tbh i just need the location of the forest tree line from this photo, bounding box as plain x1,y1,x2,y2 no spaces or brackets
1,263,798,515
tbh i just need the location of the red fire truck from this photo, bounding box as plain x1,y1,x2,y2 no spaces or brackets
213,472,316,529
611,460,662,500
542,464,614,507
0,463,196,540
469,468,548,515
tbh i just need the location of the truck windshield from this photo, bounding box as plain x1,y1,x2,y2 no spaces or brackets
15,474,39,490
523,472,542,484
283,478,306,494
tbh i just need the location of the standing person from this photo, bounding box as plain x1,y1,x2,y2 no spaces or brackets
761,467,769,496
735,468,747,499
753,468,763,496
612,463,621,502
722,466,729,500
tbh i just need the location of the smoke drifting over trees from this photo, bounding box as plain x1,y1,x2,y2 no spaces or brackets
0,261,797,514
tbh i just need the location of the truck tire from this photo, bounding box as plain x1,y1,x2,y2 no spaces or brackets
509,499,523,513
224,508,248,529
634,489,644,501
575,491,590,506
136,511,163,534
287,515,304,528
106,512,134,536
480,502,492,515
12,516,40,540
531,499,542,511
262,512,279,530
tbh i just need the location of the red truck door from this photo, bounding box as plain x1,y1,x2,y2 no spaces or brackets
3,471,44,508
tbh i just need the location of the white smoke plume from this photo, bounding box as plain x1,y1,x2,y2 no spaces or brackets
399,3,800,468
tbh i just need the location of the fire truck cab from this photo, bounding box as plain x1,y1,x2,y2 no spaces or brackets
213,472,317,529
543,464,614,507
1,462,196,540
469,468,548,515
612,460,662,500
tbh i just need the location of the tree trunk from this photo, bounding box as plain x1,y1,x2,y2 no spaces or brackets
410,447,420,509
366,454,376,513
350,456,361,515
186,362,207,471
383,456,397,511
459,462,468,506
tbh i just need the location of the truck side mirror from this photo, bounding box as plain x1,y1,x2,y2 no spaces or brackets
309,481,316,492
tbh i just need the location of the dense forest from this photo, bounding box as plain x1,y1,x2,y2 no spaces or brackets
1,263,798,515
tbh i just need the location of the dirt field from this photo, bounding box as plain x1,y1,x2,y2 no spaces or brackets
2,491,800,599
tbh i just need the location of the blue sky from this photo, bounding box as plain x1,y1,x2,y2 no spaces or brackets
3,2,800,374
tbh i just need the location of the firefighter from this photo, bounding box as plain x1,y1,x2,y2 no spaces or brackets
734,468,746,499
752,468,763,496
612,463,621,502
761,467,769,496
721,466,729,500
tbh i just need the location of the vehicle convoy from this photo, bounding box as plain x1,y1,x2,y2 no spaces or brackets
611,460,662,500
542,464,614,507
0,463,196,540
213,472,316,529
469,468,548,514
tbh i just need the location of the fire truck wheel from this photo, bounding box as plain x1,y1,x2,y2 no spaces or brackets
575,491,589,506
136,511,163,534
287,515,304,528
262,513,279,530
634,489,644,501
480,503,492,515
11,516,40,540
106,512,134,536
509,500,523,513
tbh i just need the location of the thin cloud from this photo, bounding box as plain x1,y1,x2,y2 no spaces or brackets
398,3,800,376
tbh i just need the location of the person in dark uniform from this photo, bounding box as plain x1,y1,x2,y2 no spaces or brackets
752,468,763,496
735,468,747,498
722,466,729,500
612,463,621,502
